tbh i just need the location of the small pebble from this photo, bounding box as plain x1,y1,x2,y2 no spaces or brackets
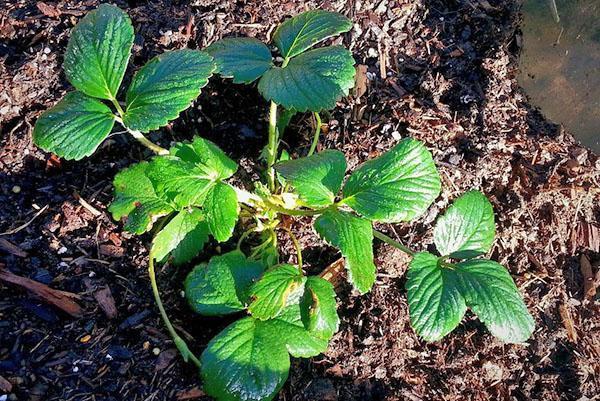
57,246,68,255
105,354,114,361
72,366,79,373
152,347,161,356
11,186,20,194
143,341,150,350
0,395,7,401
43,47,51,54
80,334,91,343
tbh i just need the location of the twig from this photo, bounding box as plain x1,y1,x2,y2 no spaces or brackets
0,205,49,236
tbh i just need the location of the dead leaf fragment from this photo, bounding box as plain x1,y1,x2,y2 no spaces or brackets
177,387,206,400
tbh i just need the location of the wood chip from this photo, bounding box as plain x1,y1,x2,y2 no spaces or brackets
0,238,27,257
580,254,597,300
177,387,206,400
0,264,82,317
36,1,61,18
353,64,368,100
558,302,578,342
0,375,12,392
84,279,117,319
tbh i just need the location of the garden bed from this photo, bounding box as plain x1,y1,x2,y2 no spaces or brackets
1,1,598,400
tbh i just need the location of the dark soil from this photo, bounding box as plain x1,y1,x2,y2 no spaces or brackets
1,1,599,400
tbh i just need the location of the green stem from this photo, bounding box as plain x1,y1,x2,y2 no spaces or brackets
110,97,126,118
148,251,201,368
266,101,279,192
307,112,321,157
281,226,302,270
263,199,328,216
372,229,415,256
114,116,169,155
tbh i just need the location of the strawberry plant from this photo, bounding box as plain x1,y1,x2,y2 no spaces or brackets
32,5,535,401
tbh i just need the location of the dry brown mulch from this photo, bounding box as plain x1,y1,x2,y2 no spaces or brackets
1,1,598,400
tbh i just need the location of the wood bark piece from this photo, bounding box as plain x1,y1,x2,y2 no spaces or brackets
0,263,82,317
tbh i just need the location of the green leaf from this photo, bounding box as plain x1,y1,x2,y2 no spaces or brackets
455,259,535,343
249,264,307,320
406,252,466,342
204,183,239,242
342,138,441,223
123,50,215,132
314,210,375,294
273,10,352,59
63,4,134,100
147,156,215,208
277,108,297,136
109,162,174,234
185,251,264,316
275,150,346,207
265,303,329,358
258,46,355,112
406,254,535,344
171,136,238,180
151,208,209,265
201,300,335,401
433,191,496,259
300,277,339,340
201,317,290,401
33,91,116,160
207,37,273,84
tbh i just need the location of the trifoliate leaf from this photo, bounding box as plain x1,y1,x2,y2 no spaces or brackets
152,208,209,265
275,150,346,207
300,277,339,340
201,317,290,401
207,37,273,84
314,210,375,294
63,4,134,100
258,46,355,112
406,252,466,342
201,299,336,401
109,162,174,234
123,50,215,132
33,91,116,160
433,191,496,259
406,254,535,343
455,259,535,343
170,136,238,180
249,264,307,320
273,10,352,59
147,156,215,208
204,183,239,242
185,251,264,316
342,138,441,223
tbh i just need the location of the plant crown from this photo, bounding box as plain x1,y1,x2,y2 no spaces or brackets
32,6,534,401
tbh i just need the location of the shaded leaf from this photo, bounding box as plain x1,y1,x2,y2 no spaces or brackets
342,138,441,223
258,46,355,112
185,251,264,316
63,4,134,100
152,208,209,265
433,191,495,259
123,50,215,132
275,150,346,207
207,37,273,84
249,264,306,320
406,252,466,341
33,91,115,160
274,10,352,59
300,276,339,340
109,162,174,234
314,210,375,294
204,183,239,242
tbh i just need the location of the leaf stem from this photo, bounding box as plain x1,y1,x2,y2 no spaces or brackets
110,97,126,118
148,250,201,369
266,101,279,192
114,116,169,155
281,226,302,270
263,199,327,216
372,229,415,256
307,112,321,157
